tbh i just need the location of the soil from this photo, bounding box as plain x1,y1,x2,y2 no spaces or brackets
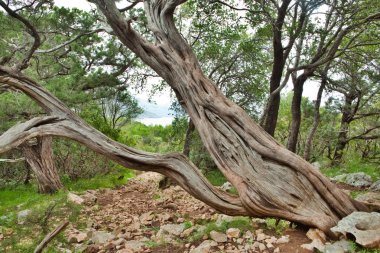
77,173,369,252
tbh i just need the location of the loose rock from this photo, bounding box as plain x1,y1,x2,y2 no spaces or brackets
209,230,227,243
331,212,380,248
345,172,372,188
226,228,240,238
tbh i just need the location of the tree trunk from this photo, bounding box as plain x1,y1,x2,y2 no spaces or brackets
0,0,370,234
332,95,354,165
22,137,63,193
261,0,291,136
287,72,309,153
183,119,195,157
304,79,326,161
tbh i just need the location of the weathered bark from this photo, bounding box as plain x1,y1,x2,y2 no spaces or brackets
91,0,367,232
0,68,246,216
304,78,326,161
0,0,371,234
183,119,195,157
332,95,354,164
22,136,63,193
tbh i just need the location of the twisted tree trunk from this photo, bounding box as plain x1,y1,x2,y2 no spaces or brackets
0,0,370,234
22,137,63,193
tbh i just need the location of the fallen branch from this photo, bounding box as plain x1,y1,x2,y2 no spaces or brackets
34,221,69,253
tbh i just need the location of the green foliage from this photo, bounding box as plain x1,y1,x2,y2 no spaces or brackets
203,170,228,186
321,156,380,180
63,166,135,192
265,218,289,235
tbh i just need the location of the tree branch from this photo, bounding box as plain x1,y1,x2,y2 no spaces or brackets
0,0,41,71
36,29,105,54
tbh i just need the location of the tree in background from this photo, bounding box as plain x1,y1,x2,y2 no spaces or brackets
0,2,142,192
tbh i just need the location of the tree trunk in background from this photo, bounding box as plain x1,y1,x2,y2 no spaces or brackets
22,137,63,193
261,0,291,136
304,79,326,161
183,119,195,157
287,73,309,152
24,160,31,185
332,95,354,165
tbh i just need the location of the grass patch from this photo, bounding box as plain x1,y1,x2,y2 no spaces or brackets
0,167,135,252
203,170,227,186
265,218,289,235
320,158,380,180
64,167,135,192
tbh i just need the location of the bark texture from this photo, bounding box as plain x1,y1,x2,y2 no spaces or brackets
22,136,63,193
0,0,370,234
90,0,367,232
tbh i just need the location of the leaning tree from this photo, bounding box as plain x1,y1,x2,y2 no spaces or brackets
0,0,375,234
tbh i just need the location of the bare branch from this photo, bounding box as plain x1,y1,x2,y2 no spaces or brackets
36,29,105,54
118,0,142,12
0,0,41,71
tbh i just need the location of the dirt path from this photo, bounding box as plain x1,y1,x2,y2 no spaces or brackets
67,172,317,253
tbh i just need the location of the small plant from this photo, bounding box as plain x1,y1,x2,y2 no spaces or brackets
265,218,289,235
183,220,193,230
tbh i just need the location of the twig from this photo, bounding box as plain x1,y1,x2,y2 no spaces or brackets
34,221,69,253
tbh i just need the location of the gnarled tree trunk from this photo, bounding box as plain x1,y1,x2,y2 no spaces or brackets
0,0,371,235
22,136,63,193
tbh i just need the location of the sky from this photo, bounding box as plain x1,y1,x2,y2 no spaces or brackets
54,0,322,125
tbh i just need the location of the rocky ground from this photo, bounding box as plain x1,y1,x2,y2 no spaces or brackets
62,172,380,253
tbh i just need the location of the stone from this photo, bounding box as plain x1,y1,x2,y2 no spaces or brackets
345,172,372,188
324,240,355,253
190,240,217,253
312,161,321,170
331,174,348,183
276,235,289,244
124,240,144,252
139,211,154,225
256,233,267,241
244,230,253,239
90,231,115,244
68,232,88,243
306,228,326,243
226,228,240,238
17,209,31,225
215,214,234,226
258,242,266,251
156,223,185,242
181,227,195,238
209,230,227,243
331,212,380,248
355,192,380,210
159,223,185,236
369,180,380,191
274,247,280,253
113,238,126,246
220,182,233,191
68,193,84,205
81,192,97,205
301,239,325,252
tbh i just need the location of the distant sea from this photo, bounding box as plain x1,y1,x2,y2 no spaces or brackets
135,116,174,126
